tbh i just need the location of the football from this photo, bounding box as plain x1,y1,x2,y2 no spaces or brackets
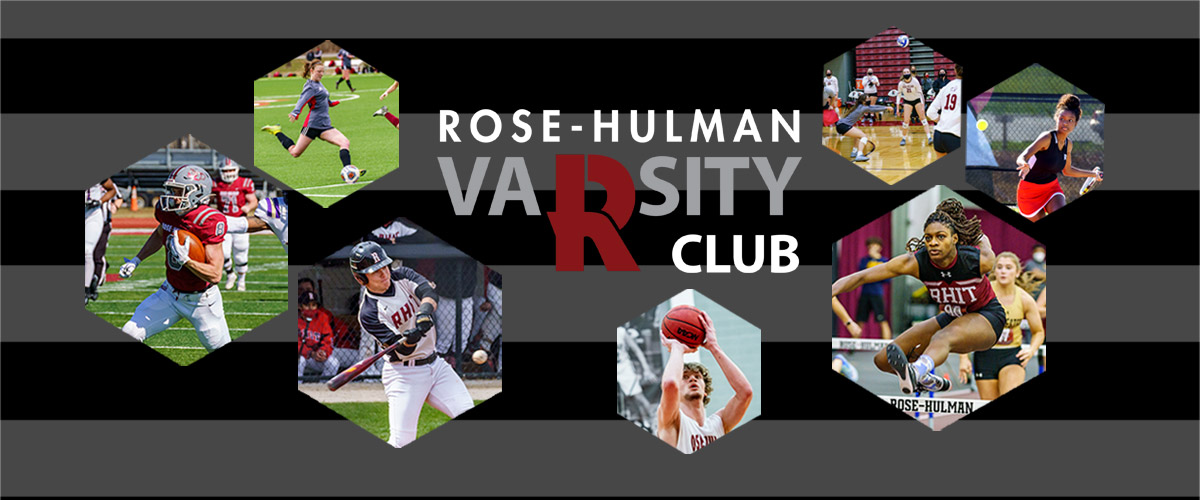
341,165,361,184
176,229,207,263
661,305,707,348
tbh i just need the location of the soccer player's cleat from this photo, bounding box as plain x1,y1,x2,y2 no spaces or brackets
373,105,389,117
261,124,282,135
853,154,871,162
886,343,919,395
921,373,952,392
899,137,907,146
358,169,368,178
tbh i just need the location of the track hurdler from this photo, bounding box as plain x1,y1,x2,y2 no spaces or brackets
832,199,1005,394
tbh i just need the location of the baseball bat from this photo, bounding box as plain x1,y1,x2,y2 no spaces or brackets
326,328,417,391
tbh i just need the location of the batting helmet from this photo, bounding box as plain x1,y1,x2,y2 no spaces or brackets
349,241,393,275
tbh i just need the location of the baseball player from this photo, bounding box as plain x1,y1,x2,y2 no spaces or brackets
85,178,118,304
118,165,231,352
298,290,339,378
212,158,257,291
350,241,474,448
656,309,754,454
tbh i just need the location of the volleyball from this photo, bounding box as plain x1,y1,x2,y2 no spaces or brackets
897,35,910,48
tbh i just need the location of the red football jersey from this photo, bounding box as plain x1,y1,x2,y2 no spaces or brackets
156,205,227,292
212,177,255,217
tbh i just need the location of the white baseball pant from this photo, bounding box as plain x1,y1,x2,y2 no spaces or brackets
383,356,474,448
122,282,231,351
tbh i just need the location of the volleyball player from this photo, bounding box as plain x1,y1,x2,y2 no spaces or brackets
835,94,891,161
895,69,933,146
926,64,963,158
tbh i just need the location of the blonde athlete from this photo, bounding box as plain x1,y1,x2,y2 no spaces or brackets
958,252,1045,400
657,309,753,454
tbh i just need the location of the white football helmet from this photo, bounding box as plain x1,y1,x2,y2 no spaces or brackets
220,157,240,183
161,165,213,214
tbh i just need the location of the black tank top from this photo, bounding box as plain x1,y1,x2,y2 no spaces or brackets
914,245,997,316
1025,130,1068,185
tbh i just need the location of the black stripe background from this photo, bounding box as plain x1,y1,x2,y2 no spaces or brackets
3,341,1196,421
2,38,1197,114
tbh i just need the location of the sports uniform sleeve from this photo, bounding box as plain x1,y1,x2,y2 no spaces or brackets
358,297,393,342
292,85,317,117
392,267,438,301
927,86,948,121
194,209,228,245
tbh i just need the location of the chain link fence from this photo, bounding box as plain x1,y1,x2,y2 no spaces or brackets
967,64,1104,206
298,240,502,383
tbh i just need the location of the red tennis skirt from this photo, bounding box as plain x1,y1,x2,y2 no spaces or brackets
1017,178,1065,218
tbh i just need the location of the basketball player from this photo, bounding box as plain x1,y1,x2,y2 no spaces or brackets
212,158,256,291
350,241,474,448
926,64,963,158
1015,94,1103,221
832,198,1004,395
895,68,933,146
958,252,1045,400
118,165,231,352
657,310,753,454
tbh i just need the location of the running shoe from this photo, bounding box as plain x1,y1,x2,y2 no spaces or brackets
834,354,859,382
886,343,919,395
899,137,907,146
853,154,871,162
920,373,952,392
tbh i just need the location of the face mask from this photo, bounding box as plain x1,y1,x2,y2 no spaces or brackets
1032,251,1046,263
903,74,911,80
939,73,946,78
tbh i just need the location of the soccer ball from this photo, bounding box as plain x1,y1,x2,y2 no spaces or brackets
897,35,910,48
340,165,360,184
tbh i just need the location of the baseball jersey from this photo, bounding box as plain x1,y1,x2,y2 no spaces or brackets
1025,131,1069,185
862,75,880,94
914,245,997,319
897,77,924,102
292,79,333,129
155,205,227,292
676,412,724,454
926,79,962,136
994,288,1028,348
255,197,288,250
359,267,437,363
298,308,336,358
213,177,255,217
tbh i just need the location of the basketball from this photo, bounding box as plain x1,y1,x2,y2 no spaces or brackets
176,229,207,263
896,35,910,48
661,305,707,348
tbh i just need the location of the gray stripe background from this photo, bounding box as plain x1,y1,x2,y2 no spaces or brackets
1,421,1196,496
5,0,1198,497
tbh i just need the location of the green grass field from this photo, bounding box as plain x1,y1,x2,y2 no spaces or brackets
325,401,483,444
86,233,289,365
254,73,400,207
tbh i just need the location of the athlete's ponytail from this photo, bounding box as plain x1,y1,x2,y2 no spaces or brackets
303,60,323,79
